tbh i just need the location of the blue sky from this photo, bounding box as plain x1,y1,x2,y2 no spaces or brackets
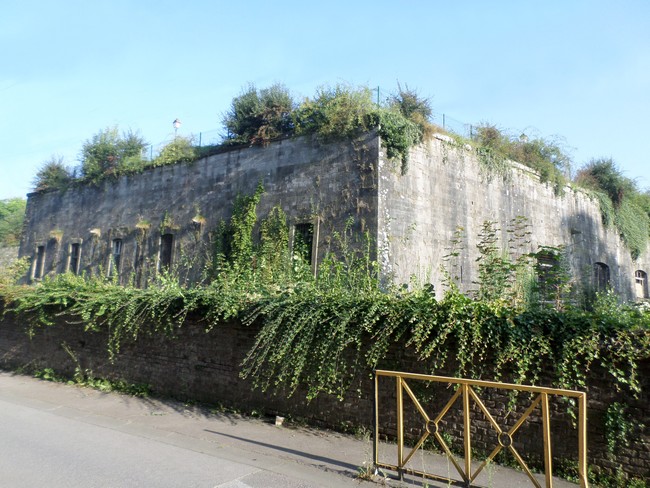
1,0,648,200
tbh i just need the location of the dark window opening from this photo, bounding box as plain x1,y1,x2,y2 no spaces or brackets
109,239,122,276
70,243,81,275
635,270,648,299
536,251,560,297
159,234,174,272
593,262,610,292
293,223,314,264
34,246,45,280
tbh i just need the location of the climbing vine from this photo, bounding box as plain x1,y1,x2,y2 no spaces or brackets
2,194,649,486
5,200,648,402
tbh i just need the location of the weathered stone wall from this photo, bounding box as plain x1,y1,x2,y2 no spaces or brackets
19,134,379,285
378,135,650,301
1,314,647,479
19,131,650,300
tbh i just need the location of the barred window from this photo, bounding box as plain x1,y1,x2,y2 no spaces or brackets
635,270,648,299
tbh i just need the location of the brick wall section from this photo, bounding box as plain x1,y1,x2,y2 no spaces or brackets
0,314,647,479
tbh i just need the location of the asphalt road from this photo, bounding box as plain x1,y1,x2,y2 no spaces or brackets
0,372,579,487
1,396,257,487
0,373,363,488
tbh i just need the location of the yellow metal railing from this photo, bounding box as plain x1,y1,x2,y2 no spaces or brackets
373,370,588,488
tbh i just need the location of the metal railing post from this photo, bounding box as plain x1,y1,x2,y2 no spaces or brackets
396,376,404,480
578,393,588,488
463,383,472,481
373,370,378,473
541,393,553,488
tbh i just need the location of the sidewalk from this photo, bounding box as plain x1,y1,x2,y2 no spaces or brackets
0,371,578,487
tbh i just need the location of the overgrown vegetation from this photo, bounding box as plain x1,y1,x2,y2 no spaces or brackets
151,136,197,167
32,156,74,192
31,82,435,192
576,158,650,259
33,366,150,397
80,126,148,182
2,184,648,486
0,198,26,246
471,123,571,192
27,82,649,260
222,83,295,146
4,189,648,400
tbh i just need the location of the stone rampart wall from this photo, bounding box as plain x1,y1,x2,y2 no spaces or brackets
19,134,379,285
18,131,650,300
378,136,650,301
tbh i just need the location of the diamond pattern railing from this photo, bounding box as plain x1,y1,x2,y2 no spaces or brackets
373,370,588,488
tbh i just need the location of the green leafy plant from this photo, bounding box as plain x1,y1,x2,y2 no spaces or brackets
471,124,570,192
152,136,198,167
293,83,427,172
32,156,74,192
80,126,148,181
293,83,376,141
0,197,26,246
576,159,650,259
222,83,295,146
604,402,634,456
0,256,30,289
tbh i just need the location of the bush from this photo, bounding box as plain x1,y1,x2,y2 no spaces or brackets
575,158,637,207
576,159,650,259
32,156,73,192
80,127,147,181
222,83,295,146
388,82,433,122
293,83,425,171
293,83,377,140
151,136,198,167
472,124,570,191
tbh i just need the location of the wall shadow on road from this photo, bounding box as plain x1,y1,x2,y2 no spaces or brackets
205,429,359,477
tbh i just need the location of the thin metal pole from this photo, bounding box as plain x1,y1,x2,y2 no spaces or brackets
199,132,202,147
463,384,472,481
541,393,553,488
396,376,404,480
373,370,378,471
578,394,589,487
